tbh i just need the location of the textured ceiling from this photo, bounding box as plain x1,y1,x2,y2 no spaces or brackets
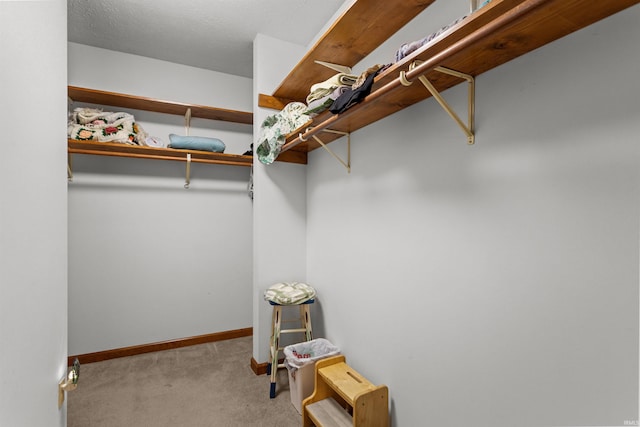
68,0,346,78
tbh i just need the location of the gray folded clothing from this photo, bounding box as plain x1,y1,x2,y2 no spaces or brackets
395,14,468,62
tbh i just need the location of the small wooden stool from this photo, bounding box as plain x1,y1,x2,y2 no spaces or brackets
264,282,316,398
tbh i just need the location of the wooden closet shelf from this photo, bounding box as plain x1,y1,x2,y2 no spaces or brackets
271,0,639,155
68,139,308,166
68,139,253,167
272,0,437,103
68,86,253,125
68,86,309,165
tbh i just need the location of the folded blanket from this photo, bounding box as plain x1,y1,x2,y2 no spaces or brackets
306,72,358,103
308,72,358,94
305,86,350,116
67,107,147,145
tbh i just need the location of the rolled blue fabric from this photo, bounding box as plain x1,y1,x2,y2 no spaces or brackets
168,134,226,152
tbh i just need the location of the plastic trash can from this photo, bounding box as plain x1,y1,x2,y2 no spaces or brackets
284,338,340,414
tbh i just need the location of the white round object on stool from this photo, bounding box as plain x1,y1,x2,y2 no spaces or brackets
264,282,316,305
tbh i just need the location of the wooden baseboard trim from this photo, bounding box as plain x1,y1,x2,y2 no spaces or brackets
69,327,253,366
250,356,285,376
251,357,269,376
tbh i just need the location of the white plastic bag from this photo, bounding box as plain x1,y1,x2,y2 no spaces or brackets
284,338,340,375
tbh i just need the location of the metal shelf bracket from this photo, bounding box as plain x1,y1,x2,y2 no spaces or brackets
184,153,192,189
184,107,192,136
400,62,475,145
299,128,351,173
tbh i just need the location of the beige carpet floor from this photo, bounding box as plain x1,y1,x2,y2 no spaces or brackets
68,336,300,426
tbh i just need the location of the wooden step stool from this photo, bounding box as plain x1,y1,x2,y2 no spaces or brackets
302,355,388,427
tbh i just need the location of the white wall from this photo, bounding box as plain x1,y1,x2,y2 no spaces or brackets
68,43,252,113
252,34,308,362
305,2,640,426
68,44,254,355
0,1,68,425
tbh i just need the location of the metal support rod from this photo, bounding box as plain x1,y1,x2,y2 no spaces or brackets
300,128,351,173
417,74,474,144
435,66,475,139
401,63,475,144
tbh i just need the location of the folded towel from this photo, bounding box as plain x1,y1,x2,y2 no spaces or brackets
141,136,166,148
